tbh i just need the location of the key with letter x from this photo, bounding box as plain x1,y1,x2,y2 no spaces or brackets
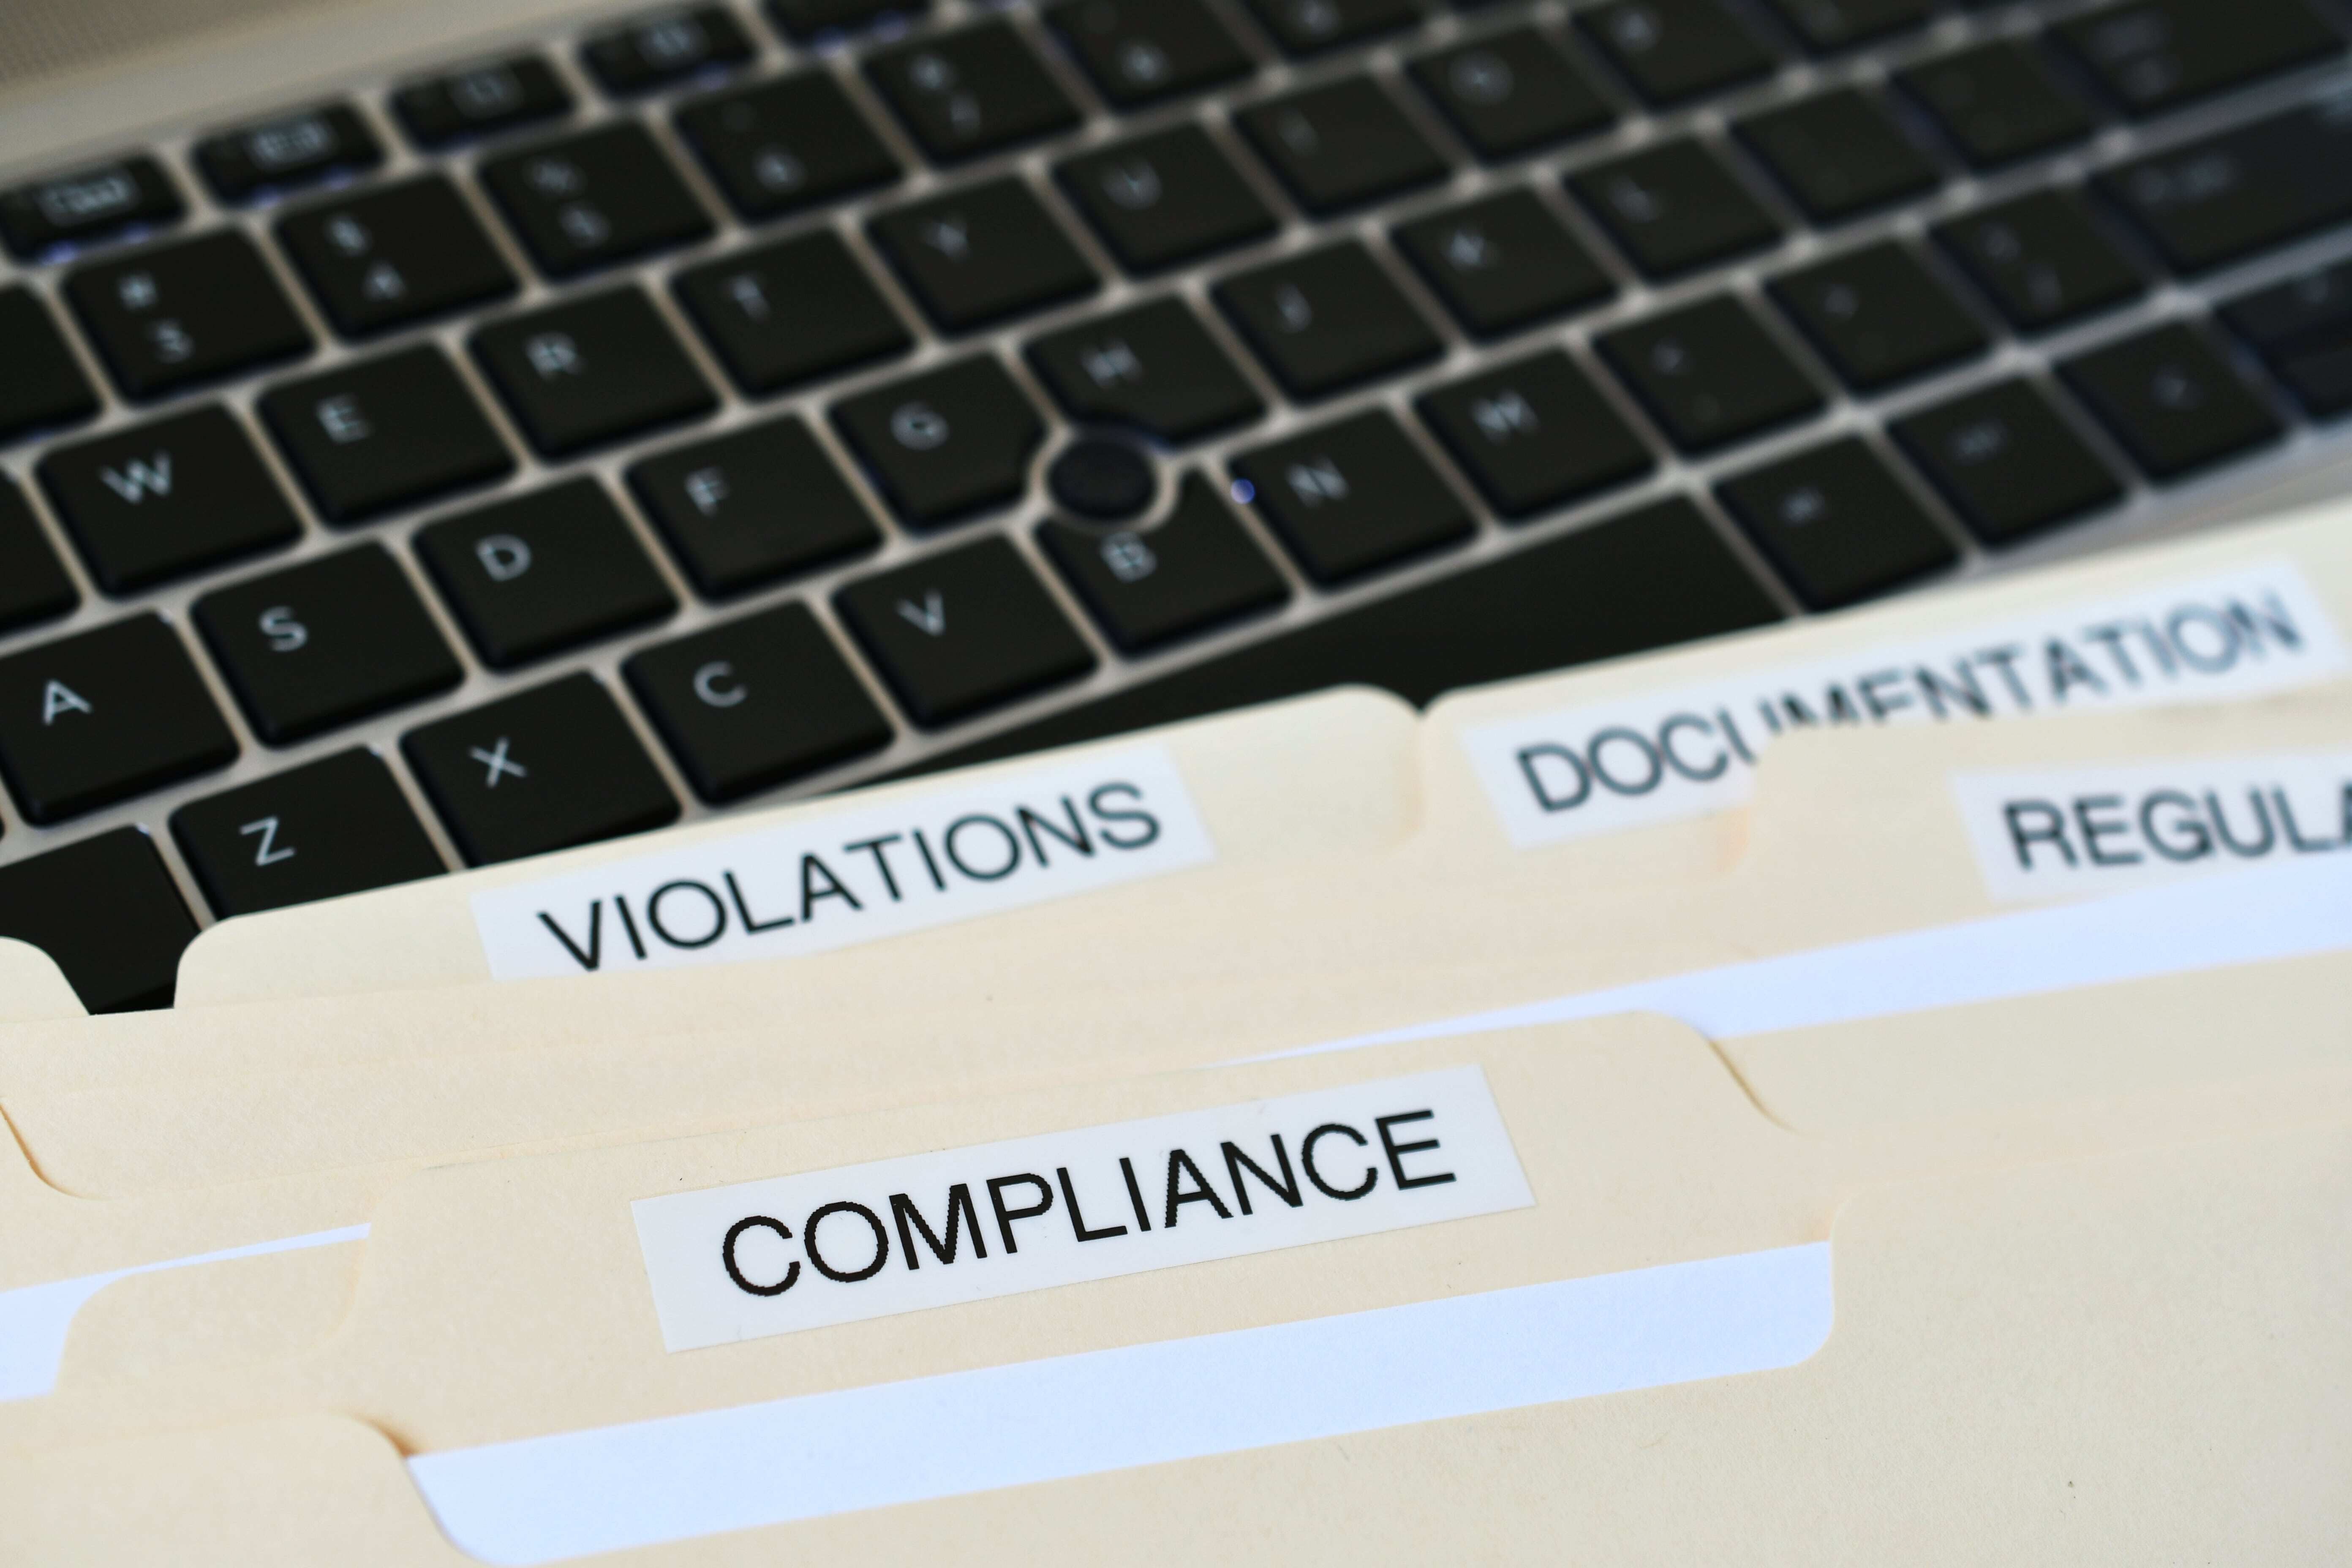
403,673,677,865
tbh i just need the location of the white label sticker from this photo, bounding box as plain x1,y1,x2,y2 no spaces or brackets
471,745,1215,980
632,1066,1533,1353
1462,561,2349,848
1951,750,2352,904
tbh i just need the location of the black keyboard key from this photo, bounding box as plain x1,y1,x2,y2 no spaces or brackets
195,103,383,202
1214,241,1442,400
1410,28,1615,161
259,345,514,525
2099,104,2352,276
0,829,195,1012
2060,321,2283,480
1231,408,1473,582
64,231,312,400
1416,349,1652,518
1597,295,1823,453
1761,0,1928,54
585,5,755,94
1040,471,1288,651
480,123,713,278
1057,125,1278,274
38,407,302,594
767,0,928,39
416,479,678,667
0,286,98,445
275,175,518,338
0,615,236,822
394,55,574,147
0,479,76,635
1892,379,2123,544
1718,438,1955,609
832,357,1045,527
0,156,183,261
627,416,883,597
901,495,1778,771
1569,140,1780,278
1027,299,1265,443
471,286,718,457
403,674,679,866
1393,190,1614,339
869,177,1100,332
1736,88,1941,224
1577,0,1775,106
172,749,444,917
2053,0,2340,119
675,71,900,221
1767,241,1988,390
624,604,891,800
1897,40,2095,170
1045,0,1254,108
193,543,462,743
2223,259,2352,416
834,537,1096,725
1936,190,2145,333
675,230,909,395
1240,0,1424,57
867,21,1082,163
1235,77,1450,215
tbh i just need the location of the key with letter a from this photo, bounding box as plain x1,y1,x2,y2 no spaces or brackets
0,615,237,823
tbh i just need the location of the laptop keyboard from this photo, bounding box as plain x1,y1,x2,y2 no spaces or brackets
2,0,2351,1009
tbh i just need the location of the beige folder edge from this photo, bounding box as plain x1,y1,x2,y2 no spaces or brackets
171,487,2352,1012
10,1011,2351,1564
3,689,2349,1405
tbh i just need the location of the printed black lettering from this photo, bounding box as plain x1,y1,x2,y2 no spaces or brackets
2273,787,2339,854
1376,1111,1456,1190
843,835,906,902
1914,660,1991,720
1716,707,1757,765
1162,1147,1232,1226
799,852,862,920
987,1173,1054,1253
2342,782,2352,845
892,1184,986,1268
1119,1155,1153,1232
1220,1135,1302,1216
536,902,603,971
1656,714,1728,782
2139,790,2212,862
614,894,648,961
2072,795,2140,867
910,828,948,891
1587,727,1664,796
944,814,1021,881
2129,616,2180,678
1058,1166,1130,1241
1302,1122,1376,1200
2003,800,2074,870
1856,668,1911,721
2080,623,2143,687
724,870,794,933
2228,591,2306,659
1516,743,1592,812
2165,605,2240,673
1972,644,2033,709
2207,789,2276,858
647,879,727,948
803,1200,890,1282
1087,781,1162,849
2044,637,2107,702
722,1215,799,1296
1018,796,1096,867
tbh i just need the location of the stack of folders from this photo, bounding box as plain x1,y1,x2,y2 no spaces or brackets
6,494,2352,1564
